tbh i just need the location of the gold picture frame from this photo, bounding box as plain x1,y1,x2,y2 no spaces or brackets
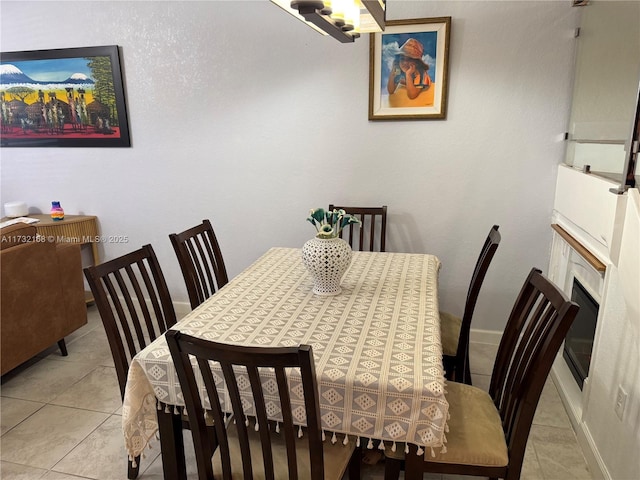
369,17,451,121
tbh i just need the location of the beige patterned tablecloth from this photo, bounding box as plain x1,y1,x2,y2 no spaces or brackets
122,247,448,458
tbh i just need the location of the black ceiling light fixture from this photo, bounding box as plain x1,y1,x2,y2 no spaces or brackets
271,0,386,43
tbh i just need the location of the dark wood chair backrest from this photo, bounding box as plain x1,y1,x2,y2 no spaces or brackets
328,205,387,252
166,331,325,480
84,244,177,399
489,268,579,478
169,219,229,310
455,224,501,382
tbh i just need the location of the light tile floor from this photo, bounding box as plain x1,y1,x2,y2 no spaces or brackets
1,306,591,479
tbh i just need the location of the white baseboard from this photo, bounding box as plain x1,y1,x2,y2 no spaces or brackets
552,361,608,480
469,328,502,345
174,301,193,320
577,422,609,480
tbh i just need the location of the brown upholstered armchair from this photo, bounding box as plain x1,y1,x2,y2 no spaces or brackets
1,222,87,375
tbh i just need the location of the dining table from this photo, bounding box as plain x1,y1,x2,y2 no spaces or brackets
122,247,449,479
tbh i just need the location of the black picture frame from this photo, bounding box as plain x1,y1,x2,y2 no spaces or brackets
0,45,130,147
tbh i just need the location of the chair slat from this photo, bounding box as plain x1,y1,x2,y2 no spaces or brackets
102,272,137,366
247,366,276,480
124,263,153,348
198,357,226,479
276,368,298,478
221,362,254,479
166,332,358,480
328,205,388,252
169,219,229,310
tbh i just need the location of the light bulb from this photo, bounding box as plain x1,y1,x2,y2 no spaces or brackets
343,1,359,31
330,0,345,26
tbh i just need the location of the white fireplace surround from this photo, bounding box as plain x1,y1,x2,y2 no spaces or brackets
548,219,606,449
547,165,640,480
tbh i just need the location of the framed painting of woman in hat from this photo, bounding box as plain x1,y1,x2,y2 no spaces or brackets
369,17,451,120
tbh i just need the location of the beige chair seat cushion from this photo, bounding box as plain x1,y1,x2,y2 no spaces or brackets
212,420,356,479
440,310,462,357
386,381,508,468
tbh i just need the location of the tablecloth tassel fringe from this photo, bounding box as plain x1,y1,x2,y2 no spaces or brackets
155,432,160,441
174,406,181,415
367,438,374,449
245,418,249,427
164,404,170,413
331,431,337,444
141,452,146,460
440,435,447,453
356,436,360,447
157,401,162,411
298,425,304,439
322,429,326,441
404,443,410,454
417,446,425,456
391,442,397,452
276,422,281,434
378,440,385,451
255,421,259,432
343,434,349,446
131,458,137,468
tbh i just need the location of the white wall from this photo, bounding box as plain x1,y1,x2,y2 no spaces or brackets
0,1,578,333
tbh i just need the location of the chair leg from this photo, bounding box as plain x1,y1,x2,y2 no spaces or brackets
443,355,455,381
127,455,140,479
384,456,403,480
157,408,187,480
404,443,428,480
348,445,361,479
454,346,473,385
463,358,473,385
57,339,68,356
207,426,218,454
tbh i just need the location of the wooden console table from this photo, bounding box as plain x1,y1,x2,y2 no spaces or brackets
32,214,100,303
31,214,100,265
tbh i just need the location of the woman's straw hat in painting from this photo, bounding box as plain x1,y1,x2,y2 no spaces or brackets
396,38,429,69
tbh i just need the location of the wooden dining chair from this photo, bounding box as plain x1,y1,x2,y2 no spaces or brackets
441,224,501,385
384,268,579,480
169,219,229,310
84,245,215,478
166,330,361,480
84,244,176,478
328,205,387,252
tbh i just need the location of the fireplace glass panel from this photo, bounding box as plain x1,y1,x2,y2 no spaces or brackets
563,278,599,390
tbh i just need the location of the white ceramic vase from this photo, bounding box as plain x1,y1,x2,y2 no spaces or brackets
301,237,352,296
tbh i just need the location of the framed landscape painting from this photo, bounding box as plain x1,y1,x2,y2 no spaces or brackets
0,45,130,147
369,17,451,121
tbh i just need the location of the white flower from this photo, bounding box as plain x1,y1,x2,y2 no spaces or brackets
306,207,361,239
